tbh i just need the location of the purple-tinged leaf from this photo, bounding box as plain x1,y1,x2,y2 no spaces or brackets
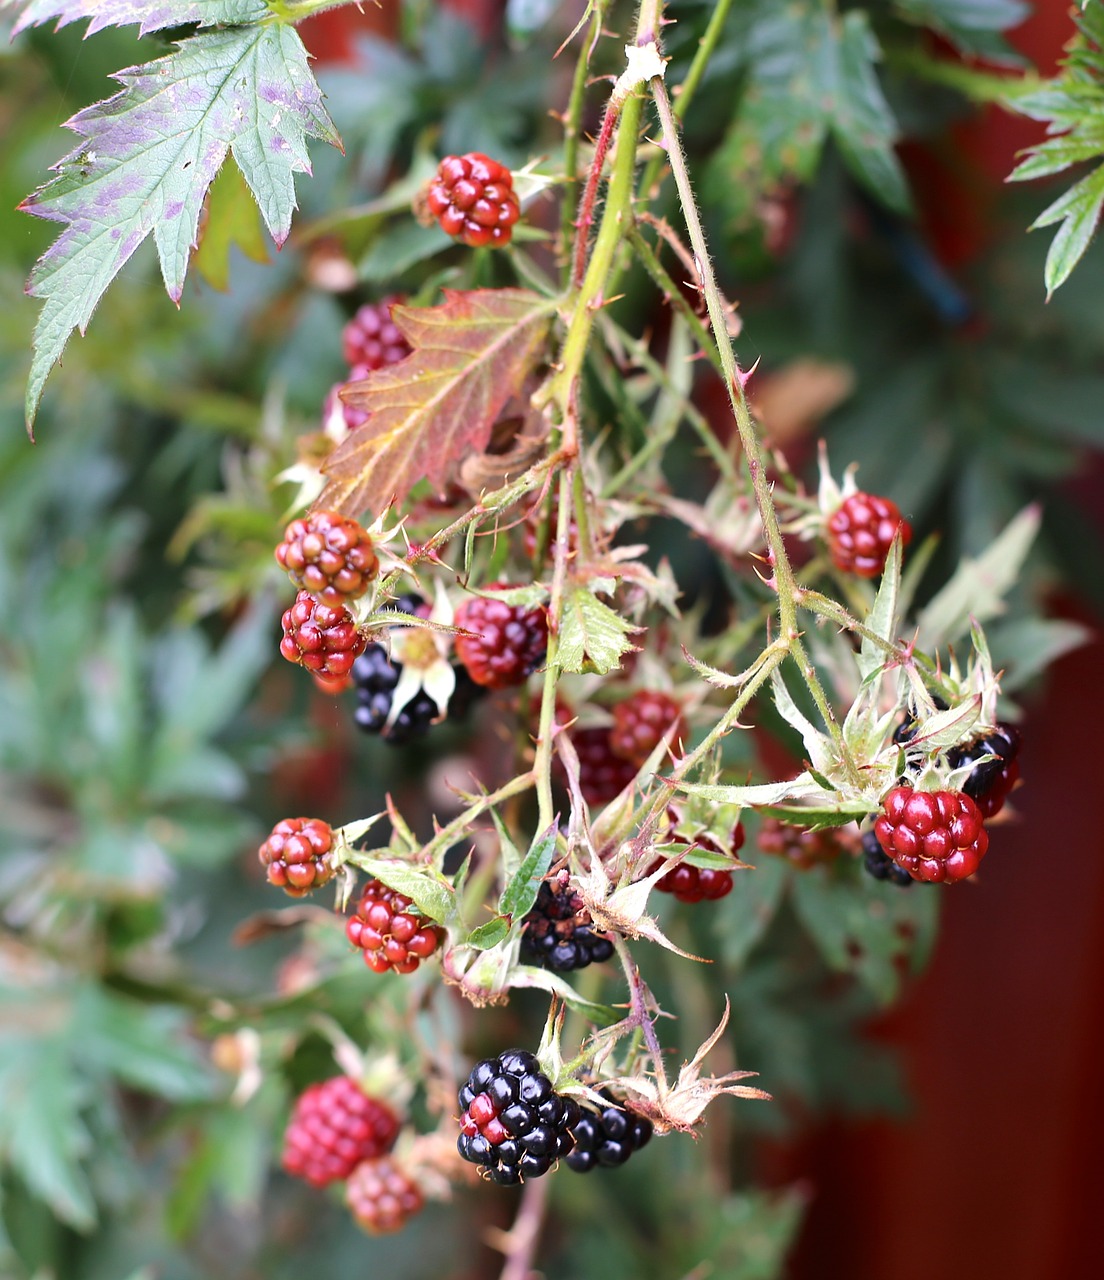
20,24,341,426
1,0,268,36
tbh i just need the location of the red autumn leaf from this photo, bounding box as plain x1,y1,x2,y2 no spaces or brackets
317,287,557,514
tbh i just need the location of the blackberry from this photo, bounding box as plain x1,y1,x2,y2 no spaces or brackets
425,152,520,249
352,644,403,734
280,590,366,679
757,816,846,870
275,510,378,604
650,818,744,903
342,297,411,371
827,492,912,578
345,1156,424,1235
875,785,988,884
258,817,337,897
282,1077,400,1187
609,691,686,765
565,1092,653,1173
346,879,445,973
454,586,547,689
519,879,615,973
457,1050,579,1185
861,829,913,888
570,726,638,806
949,723,1022,813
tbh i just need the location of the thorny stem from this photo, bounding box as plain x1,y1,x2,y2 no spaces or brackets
570,83,623,289
560,5,606,280
614,937,667,1084
647,74,858,779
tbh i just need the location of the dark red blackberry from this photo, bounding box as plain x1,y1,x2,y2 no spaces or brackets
949,723,1021,813
346,879,445,973
650,819,744,903
258,817,337,897
345,1156,424,1235
875,785,988,884
282,1077,400,1188
827,492,912,578
519,880,614,973
570,726,638,806
454,586,547,690
609,691,686,765
757,816,850,870
564,1091,653,1173
342,297,411,370
860,828,913,888
425,153,520,249
280,590,367,679
275,510,378,604
457,1050,579,1185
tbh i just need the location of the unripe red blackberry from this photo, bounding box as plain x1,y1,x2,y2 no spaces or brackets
275,510,379,604
345,1156,424,1235
346,879,445,974
341,297,411,370
282,1077,400,1188
457,1050,579,1185
874,785,988,884
520,880,615,973
280,590,367,678
827,492,912,578
569,727,638,806
454,586,547,689
650,819,744,903
425,152,520,249
258,817,337,896
565,1091,653,1173
757,816,847,869
609,691,686,765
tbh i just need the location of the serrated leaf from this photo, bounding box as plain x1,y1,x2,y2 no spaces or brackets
2,0,268,36
192,158,269,292
356,858,456,924
916,505,1041,649
1034,164,1104,297
557,584,638,675
756,802,873,828
318,288,555,513
467,916,511,950
498,822,558,921
20,23,340,425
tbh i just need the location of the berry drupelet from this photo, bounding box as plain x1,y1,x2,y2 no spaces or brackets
827,492,912,578
860,828,913,887
346,879,445,974
609,690,686,765
425,153,520,249
341,297,411,371
280,590,366,679
569,726,639,806
565,1092,653,1173
258,817,337,896
275,510,378,604
282,1077,400,1188
949,722,1022,819
519,880,615,973
457,1050,579,1185
345,1156,424,1235
454,586,547,689
651,819,745,903
875,786,988,884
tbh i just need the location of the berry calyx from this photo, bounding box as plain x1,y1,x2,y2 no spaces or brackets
280,590,367,678
346,879,445,974
425,153,520,249
282,1077,400,1188
454,586,547,690
341,297,411,371
874,786,988,884
519,879,614,973
609,691,685,765
258,817,337,896
565,1092,653,1173
275,510,379,604
457,1050,579,1185
651,819,744,903
860,829,913,888
827,492,912,578
569,726,638,806
757,816,850,870
345,1156,424,1235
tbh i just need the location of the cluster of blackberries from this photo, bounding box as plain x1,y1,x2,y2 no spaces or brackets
519,880,614,973
565,1091,653,1173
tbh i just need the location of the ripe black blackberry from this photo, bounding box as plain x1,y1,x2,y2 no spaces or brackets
860,829,913,888
949,723,1022,815
565,1091,653,1173
519,880,614,973
457,1050,579,1185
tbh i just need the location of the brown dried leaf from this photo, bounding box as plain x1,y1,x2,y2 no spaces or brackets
318,288,557,514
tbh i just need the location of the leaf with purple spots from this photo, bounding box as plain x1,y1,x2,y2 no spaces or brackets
19,22,341,427
1,0,268,36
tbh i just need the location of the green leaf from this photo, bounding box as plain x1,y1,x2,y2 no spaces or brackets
681,773,827,808
509,966,621,1023
467,916,511,950
1032,164,1104,298
356,858,456,925
2,1,269,37
894,0,1029,61
20,23,340,425
857,536,902,681
989,617,1091,692
557,585,638,675
192,158,270,292
498,823,559,921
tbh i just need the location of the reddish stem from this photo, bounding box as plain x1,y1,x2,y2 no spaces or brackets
571,96,623,288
